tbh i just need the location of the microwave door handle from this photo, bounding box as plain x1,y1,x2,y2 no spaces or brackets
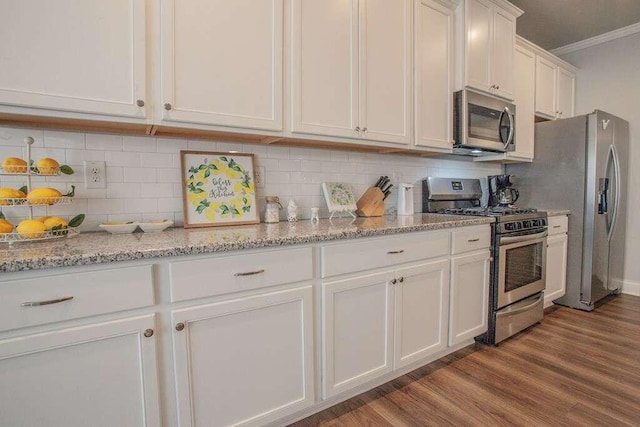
497,109,506,145
504,107,514,149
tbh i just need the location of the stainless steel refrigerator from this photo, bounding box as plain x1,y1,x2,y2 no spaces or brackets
508,110,629,311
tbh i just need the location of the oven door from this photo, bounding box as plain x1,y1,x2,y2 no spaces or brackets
497,230,547,309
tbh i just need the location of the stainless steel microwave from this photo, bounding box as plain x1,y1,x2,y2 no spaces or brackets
453,89,516,155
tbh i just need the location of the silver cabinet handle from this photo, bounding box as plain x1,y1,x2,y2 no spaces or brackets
164,103,173,111
234,269,265,277
467,238,480,242
21,296,74,307
553,225,561,228
136,99,145,107
390,278,397,285
143,329,154,338
387,250,405,254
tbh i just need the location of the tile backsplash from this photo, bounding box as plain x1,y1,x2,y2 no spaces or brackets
0,126,502,231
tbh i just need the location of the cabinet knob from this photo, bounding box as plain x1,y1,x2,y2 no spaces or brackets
143,328,154,338
136,99,145,107
496,85,500,90
355,126,361,132
362,127,367,133
164,103,173,111
175,322,185,331
391,278,397,285
398,277,404,283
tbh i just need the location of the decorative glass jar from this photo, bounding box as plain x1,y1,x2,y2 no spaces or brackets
264,196,282,223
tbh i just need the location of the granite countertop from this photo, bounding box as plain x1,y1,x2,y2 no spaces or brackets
0,214,493,273
542,209,571,217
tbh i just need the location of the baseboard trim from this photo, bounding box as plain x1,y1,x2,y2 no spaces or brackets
621,279,640,296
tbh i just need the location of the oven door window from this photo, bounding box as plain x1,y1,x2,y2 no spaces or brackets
504,241,544,292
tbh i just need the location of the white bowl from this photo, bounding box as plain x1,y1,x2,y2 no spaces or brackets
99,222,138,234
138,220,173,233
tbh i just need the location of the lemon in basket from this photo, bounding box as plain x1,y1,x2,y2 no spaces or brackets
0,187,26,205
36,157,60,174
16,220,46,239
2,157,27,173
0,219,14,234
26,188,62,205
43,216,68,231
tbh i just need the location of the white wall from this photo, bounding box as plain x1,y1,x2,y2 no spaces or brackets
561,32,640,295
0,125,502,231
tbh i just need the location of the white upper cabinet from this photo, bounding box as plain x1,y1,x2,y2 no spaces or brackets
0,0,147,120
460,0,522,101
414,0,456,151
535,54,576,120
511,42,536,160
292,0,412,145
161,0,283,131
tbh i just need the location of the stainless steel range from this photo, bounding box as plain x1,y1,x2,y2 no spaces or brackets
423,177,548,345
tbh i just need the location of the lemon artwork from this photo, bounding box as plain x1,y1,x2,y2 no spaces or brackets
185,155,256,224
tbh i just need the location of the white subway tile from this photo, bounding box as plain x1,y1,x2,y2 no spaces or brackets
277,159,301,172
158,197,183,212
266,146,290,159
124,136,157,152
77,214,107,232
156,168,182,183
107,213,142,223
0,127,44,147
140,183,175,198
300,160,323,172
244,144,267,156
187,140,217,151
106,151,140,167
124,167,157,183
107,183,142,199
217,142,244,152
0,146,24,160
106,165,124,183
267,171,290,184
86,134,123,151
72,187,107,199
123,198,158,214
66,149,105,163
44,130,85,149
140,152,174,168
88,198,125,215
29,147,67,164
157,137,188,153
47,199,88,216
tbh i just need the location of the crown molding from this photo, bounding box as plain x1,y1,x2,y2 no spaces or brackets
550,21,640,56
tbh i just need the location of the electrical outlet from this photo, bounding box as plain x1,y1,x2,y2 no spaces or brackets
84,161,106,189
255,166,265,189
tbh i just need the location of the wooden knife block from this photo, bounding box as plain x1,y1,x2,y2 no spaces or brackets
356,187,385,217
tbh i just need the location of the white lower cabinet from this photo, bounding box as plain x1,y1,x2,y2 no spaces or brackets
322,258,450,398
171,285,314,427
545,216,569,307
0,315,160,427
449,250,491,346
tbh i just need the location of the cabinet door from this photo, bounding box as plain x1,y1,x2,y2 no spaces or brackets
545,234,568,307
0,315,160,427
535,56,557,119
359,0,412,144
322,271,394,398
491,8,516,100
556,67,575,119
291,0,359,138
450,250,490,346
464,0,493,94
0,0,146,119
172,286,314,427
394,259,450,369
512,44,536,160
162,0,283,130
415,0,454,151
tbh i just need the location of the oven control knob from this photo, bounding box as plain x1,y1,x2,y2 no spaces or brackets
505,223,513,231
523,220,531,228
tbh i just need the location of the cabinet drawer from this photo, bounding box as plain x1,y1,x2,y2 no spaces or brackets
321,231,450,278
0,265,154,332
451,226,491,255
169,247,313,302
548,215,568,235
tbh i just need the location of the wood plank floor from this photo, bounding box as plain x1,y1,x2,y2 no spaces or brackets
291,294,640,426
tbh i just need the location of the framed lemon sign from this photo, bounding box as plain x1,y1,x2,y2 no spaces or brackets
180,151,259,228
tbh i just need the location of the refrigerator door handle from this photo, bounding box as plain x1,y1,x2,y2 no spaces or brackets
607,145,621,242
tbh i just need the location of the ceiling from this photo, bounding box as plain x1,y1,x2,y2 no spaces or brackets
510,0,640,51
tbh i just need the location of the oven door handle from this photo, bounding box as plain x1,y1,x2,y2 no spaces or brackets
499,230,548,245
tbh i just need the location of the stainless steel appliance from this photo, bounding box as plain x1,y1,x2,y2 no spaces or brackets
508,111,629,311
423,177,547,345
488,174,519,207
453,89,516,156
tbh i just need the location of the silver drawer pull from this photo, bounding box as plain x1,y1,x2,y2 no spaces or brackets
234,269,265,277
467,238,480,242
387,250,405,254
21,296,74,307
553,225,562,228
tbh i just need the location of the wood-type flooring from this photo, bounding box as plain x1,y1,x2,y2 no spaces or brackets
291,294,640,426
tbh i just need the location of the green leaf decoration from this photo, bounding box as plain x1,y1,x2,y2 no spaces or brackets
59,165,74,175
231,165,242,172
189,166,198,174
204,169,211,178
0,211,5,220
18,185,28,194
192,188,205,194
230,207,240,216
220,205,230,215
65,185,75,197
68,214,85,228
196,204,207,214
209,164,218,170
195,181,204,187
243,197,248,204
242,206,250,213
220,157,228,162
198,164,208,171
